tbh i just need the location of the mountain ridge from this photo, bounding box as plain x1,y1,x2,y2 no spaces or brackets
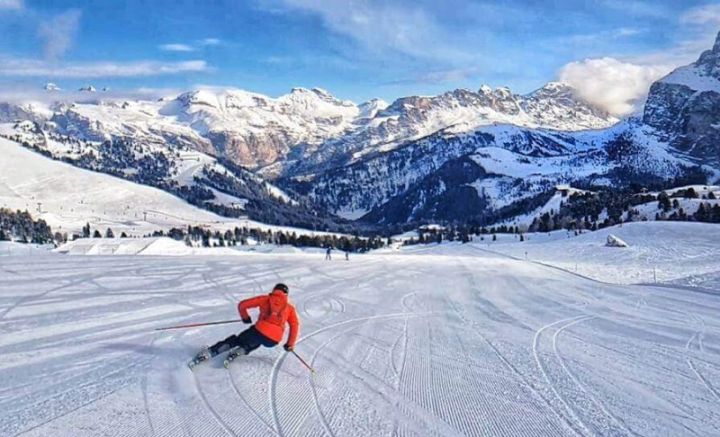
1,31,719,229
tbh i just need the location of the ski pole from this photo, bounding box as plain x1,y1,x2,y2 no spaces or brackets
290,350,316,374
154,319,245,331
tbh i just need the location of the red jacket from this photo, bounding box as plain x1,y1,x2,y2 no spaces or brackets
238,290,299,347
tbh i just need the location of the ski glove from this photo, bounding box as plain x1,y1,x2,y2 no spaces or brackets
283,344,293,352
242,317,252,324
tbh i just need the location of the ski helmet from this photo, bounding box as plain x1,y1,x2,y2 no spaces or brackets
273,283,289,294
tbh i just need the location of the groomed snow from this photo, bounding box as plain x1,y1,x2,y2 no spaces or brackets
2,221,720,436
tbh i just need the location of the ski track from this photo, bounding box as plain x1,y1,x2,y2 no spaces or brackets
308,324,358,437
455,258,583,437
533,315,596,437
2,247,720,436
551,316,638,436
685,314,720,404
227,362,279,436
192,368,236,437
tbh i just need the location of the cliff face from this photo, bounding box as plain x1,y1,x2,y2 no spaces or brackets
644,31,720,164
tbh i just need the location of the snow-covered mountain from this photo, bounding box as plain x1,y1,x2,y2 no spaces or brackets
0,81,617,176
292,32,720,224
2,32,719,228
280,81,617,177
292,119,714,223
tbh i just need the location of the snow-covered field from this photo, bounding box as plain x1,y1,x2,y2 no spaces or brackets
2,222,720,436
464,222,720,286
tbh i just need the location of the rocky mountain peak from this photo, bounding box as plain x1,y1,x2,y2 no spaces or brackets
643,31,720,164
358,98,389,118
694,31,720,80
530,81,574,98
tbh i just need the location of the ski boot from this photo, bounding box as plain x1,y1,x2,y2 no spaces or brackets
188,346,211,370
223,347,247,368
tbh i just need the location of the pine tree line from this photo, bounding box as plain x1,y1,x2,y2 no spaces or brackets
0,208,54,244
168,225,385,252
529,187,720,232
403,224,525,246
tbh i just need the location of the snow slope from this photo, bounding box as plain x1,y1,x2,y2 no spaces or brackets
456,221,720,285
2,225,720,436
0,137,335,238
0,137,228,236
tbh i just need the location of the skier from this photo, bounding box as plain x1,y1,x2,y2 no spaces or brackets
325,247,332,260
188,283,299,369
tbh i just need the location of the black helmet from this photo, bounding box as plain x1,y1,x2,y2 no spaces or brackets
273,283,289,294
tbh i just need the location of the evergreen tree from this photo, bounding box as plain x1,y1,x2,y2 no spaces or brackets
93,229,102,238
657,192,671,212
105,228,114,238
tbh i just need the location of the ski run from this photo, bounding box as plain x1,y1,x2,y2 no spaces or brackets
0,221,719,436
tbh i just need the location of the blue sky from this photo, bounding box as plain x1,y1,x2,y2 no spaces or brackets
0,0,719,113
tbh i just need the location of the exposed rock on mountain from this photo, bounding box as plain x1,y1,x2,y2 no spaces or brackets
644,31,720,165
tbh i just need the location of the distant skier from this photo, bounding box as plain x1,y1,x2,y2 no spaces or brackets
188,283,299,369
325,247,332,260
345,251,349,261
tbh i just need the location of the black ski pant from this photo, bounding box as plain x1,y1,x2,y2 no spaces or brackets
209,325,278,357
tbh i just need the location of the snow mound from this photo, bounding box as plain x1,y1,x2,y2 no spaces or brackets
0,242,53,256
55,237,239,256
605,234,628,248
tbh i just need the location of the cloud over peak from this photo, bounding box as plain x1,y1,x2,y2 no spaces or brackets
559,57,671,116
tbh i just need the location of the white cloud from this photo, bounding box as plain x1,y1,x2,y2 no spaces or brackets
558,3,720,117
599,0,672,19
160,39,220,52
680,4,720,26
0,85,183,105
0,59,210,78
0,0,22,10
559,57,672,116
565,27,644,46
159,43,195,52
198,38,221,46
271,0,474,63
38,9,82,60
